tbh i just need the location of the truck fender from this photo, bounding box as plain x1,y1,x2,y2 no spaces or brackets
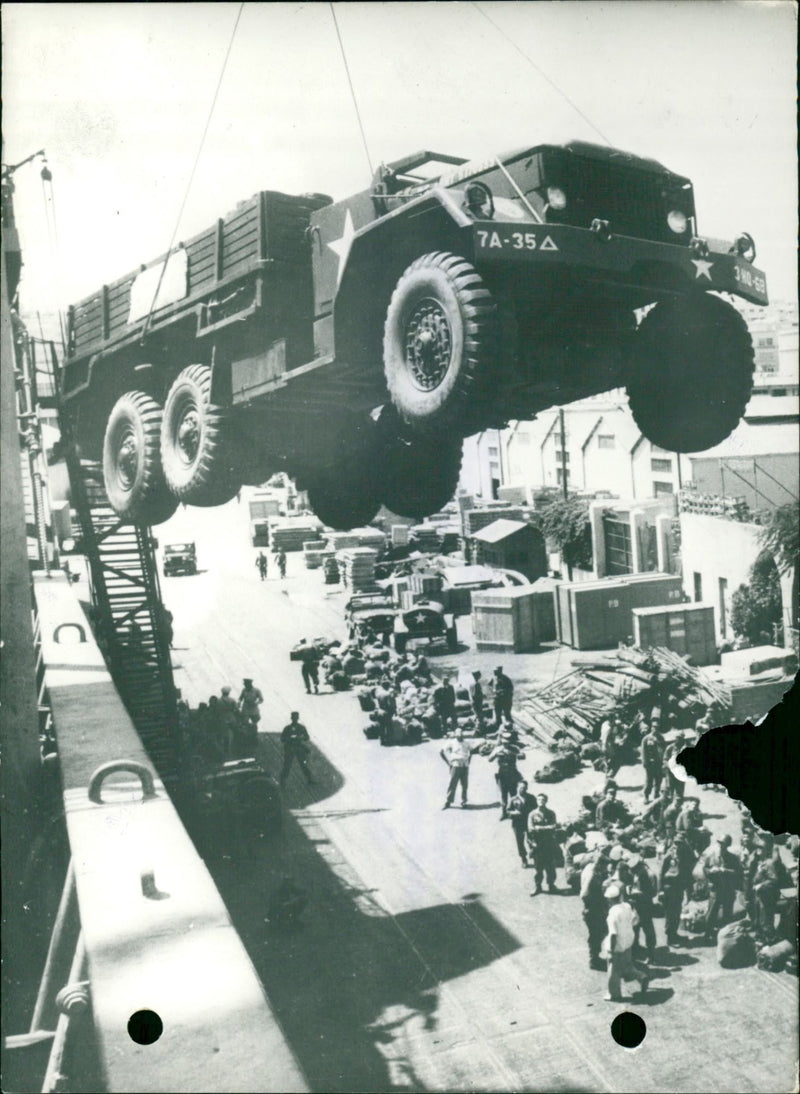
333,190,469,375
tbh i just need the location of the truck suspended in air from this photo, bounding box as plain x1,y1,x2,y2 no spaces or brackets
60,140,767,530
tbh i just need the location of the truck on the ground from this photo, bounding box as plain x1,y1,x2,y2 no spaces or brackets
60,141,767,531
345,592,397,641
162,541,197,576
393,600,458,653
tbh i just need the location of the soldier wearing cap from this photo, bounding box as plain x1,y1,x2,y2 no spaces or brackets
280,711,315,786
487,730,525,818
492,666,514,730
527,793,560,894
701,833,741,940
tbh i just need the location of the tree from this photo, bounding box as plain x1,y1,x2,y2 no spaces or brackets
538,496,593,571
758,500,799,575
731,551,783,647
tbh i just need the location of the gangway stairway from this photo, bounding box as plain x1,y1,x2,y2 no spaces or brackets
30,337,181,783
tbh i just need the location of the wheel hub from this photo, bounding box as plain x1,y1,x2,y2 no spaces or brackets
177,410,200,464
405,299,452,391
117,430,139,487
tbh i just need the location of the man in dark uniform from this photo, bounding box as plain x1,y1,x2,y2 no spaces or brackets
507,780,536,867
492,666,514,729
581,848,612,969
594,786,631,831
640,722,664,803
527,793,560,894
280,712,315,786
659,833,695,945
488,731,525,818
701,834,741,940
432,673,457,734
470,670,486,731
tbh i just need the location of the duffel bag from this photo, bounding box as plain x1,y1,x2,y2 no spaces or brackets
756,939,795,972
717,921,757,969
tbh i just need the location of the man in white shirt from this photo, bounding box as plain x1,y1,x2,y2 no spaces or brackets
440,728,480,809
604,885,650,1002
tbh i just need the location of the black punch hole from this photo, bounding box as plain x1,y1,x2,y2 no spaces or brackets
611,1010,646,1049
128,1009,163,1045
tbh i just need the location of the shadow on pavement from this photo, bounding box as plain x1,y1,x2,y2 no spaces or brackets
187,733,522,1093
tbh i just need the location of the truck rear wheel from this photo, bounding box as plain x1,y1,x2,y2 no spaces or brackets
627,293,755,453
382,436,462,520
102,391,178,525
383,252,496,434
161,364,241,505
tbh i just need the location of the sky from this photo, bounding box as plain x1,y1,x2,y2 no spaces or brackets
2,1,797,323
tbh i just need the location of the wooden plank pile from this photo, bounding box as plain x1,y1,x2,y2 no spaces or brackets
515,646,732,749
269,520,321,552
338,548,379,592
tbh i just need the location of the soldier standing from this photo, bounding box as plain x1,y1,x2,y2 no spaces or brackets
507,780,536,867
640,723,664,803
492,666,514,729
581,848,612,969
256,551,268,580
440,728,481,809
280,712,316,786
527,793,560,894
488,730,526,818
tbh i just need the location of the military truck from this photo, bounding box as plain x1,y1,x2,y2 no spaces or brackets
60,140,767,530
393,600,458,653
162,541,197,576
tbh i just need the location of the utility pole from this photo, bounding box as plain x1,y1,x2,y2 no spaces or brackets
559,407,573,580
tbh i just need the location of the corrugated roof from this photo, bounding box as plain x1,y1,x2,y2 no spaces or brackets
472,518,529,543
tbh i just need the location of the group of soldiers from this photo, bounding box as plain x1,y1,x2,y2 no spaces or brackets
255,548,287,581
437,696,796,1001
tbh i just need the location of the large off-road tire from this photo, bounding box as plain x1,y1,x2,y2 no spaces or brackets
307,474,382,531
102,391,178,525
383,252,496,435
161,364,241,505
382,436,463,520
627,293,755,453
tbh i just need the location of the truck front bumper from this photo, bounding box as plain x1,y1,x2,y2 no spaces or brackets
469,222,768,306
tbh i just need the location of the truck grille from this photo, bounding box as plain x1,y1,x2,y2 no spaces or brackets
560,156,674,243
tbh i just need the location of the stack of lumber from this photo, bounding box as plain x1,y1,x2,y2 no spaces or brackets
270,520,321,552
304,541,327,569
515,646,732,749
338,548,379,592
327,532,361,551
409,524,441,551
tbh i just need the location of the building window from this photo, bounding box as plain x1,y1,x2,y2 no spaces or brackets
693,572,703,602
556,450,570,464
516,433,530,446
556,468,570,485
597,435,615,449
719,577,729,638
651,458,672,473
488,446,499,457
653,481,674,496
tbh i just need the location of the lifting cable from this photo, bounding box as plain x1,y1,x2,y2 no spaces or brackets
329,3,374,177
141,1,245,341
471,2,612,147
38,159,68,352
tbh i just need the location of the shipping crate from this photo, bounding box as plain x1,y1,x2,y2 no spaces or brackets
472,585,556,653
555,573,684,650
632,603,718,666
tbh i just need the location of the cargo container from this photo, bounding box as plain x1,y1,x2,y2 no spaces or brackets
555,573,684,650
632,602,717,665
472,585,557,653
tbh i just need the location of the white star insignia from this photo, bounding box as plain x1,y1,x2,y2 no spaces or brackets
327,209,355,284
691,258,714,281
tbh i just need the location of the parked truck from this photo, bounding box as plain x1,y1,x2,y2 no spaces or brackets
60,141,767,530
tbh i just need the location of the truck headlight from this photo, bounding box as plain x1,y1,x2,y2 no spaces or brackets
546,186,567,210
667,210,688,234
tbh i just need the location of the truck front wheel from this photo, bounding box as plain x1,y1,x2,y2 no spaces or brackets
161,365,240,505
102,391,178,525
383,252,496,435
382,436,462,520
627,293,755,453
